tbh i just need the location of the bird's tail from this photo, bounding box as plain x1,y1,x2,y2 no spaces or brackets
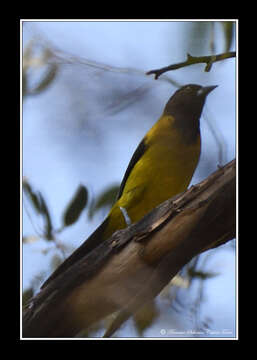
41,217,110,289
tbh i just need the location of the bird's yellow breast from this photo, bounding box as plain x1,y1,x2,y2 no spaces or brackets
105,115,201,239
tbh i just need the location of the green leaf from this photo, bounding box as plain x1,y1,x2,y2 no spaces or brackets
23,179,53,240
37,192,53,240
23,179,42,214
88,184,119,219
63,185,88,227
187,268,220,280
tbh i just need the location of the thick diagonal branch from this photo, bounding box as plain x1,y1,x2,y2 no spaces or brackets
23,159,236,337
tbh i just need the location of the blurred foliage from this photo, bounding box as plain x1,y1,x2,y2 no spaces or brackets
187,268,219,280
183,21,235,56
133,301,159,336
23,41,59,98
62,185,88,227
88,184,119,219
23,179,43,214
23,179,90,302
37,192,53,240
22,235,39,244
22,21,236,337
187,22,214,55
23,178,53,240
23,179,89,236
221,22,235,52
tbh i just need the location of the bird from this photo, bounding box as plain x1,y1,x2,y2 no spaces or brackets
23,83,217,337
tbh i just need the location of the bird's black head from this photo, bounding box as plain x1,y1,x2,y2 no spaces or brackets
164,84,218,143
164,84,217,115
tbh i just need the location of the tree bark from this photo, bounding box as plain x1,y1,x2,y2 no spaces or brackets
23,159,236,338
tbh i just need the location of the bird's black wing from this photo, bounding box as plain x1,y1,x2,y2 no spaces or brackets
117,138,148,200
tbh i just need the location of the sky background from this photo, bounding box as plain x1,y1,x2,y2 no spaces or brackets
22,20,236,338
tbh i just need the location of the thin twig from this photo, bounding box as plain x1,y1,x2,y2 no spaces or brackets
146,51,236,79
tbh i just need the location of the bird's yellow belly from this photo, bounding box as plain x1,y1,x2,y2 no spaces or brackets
105,134,201,238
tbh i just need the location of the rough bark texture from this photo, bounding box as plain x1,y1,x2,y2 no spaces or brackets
23,159,236,338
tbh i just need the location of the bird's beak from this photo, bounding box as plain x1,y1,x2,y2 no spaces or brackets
197,85,218,97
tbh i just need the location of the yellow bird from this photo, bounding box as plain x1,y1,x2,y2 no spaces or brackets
23,84,217,337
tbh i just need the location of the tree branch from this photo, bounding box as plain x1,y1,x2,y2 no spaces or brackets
23,159,236,337
146,51,236,79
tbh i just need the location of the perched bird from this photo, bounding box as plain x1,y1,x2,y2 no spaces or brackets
23,84,217,337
